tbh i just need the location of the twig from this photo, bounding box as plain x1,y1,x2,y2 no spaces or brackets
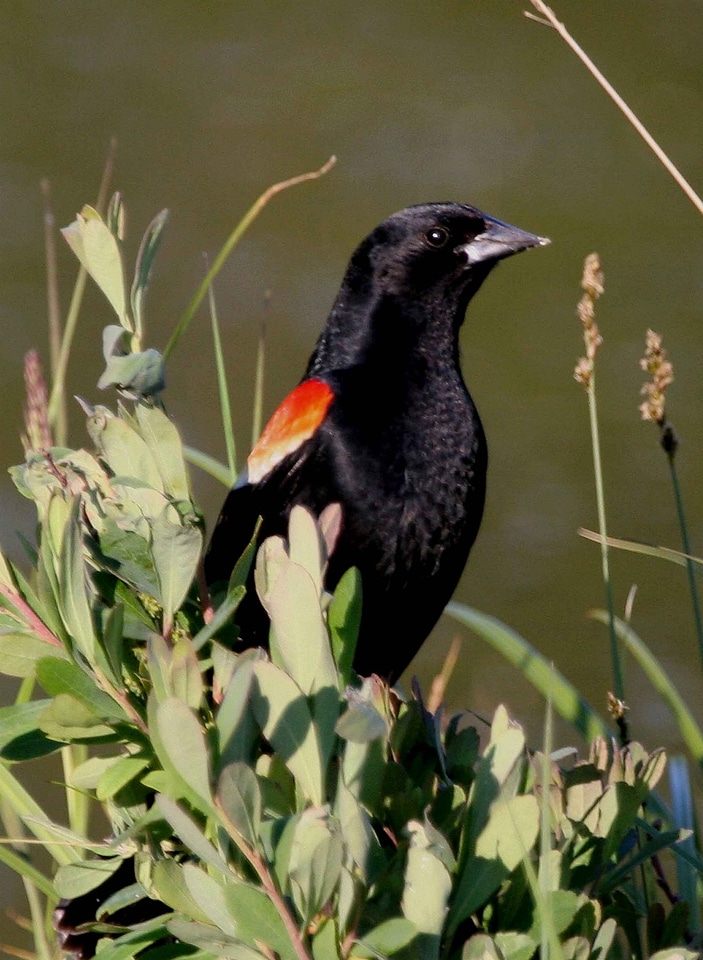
215,798,314,960
525,1,703,217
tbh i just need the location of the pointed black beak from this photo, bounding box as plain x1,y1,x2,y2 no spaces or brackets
457,215,550,267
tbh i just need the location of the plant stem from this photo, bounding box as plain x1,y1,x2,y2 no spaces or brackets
667,452,703,673
61,744,89,840
587,374,625,706
251,320,266,449
215,799,314,960
164,156,336,362
207,270,237,485
526,1,703,217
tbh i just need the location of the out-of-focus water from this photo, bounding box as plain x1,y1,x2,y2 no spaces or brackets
2,0,703,940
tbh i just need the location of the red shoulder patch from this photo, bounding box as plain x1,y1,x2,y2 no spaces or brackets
247,378,334,484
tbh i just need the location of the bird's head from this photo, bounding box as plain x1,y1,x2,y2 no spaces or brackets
310,201,549,374
358,202,549,302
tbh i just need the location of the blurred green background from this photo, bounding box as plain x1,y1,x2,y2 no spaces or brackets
1,0,703,944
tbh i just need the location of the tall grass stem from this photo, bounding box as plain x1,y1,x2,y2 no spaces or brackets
164,156,335,363
206,271,237,485
586,376,625,705
667,454,703,674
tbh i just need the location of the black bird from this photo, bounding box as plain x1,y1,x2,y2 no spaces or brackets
205,202,548,681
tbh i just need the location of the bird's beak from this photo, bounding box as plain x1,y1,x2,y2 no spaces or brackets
457,215,550,267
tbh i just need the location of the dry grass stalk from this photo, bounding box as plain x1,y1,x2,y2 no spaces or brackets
574,253,604,389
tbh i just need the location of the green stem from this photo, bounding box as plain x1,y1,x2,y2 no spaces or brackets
47,268,88,440
61,744,89,841
251,321,266,449
207,274,237,485
587,375,625,705
163,156,336,363
23,877,52,960
667,452,703,673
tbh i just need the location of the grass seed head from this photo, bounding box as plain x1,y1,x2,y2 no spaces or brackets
574,253,604,389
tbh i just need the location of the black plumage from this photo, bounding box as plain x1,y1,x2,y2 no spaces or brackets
205,202,547,681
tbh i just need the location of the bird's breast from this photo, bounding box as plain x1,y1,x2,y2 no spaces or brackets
322,379,486,583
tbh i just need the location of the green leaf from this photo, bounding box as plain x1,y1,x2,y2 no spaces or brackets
183,863,238,938
589,918,617,960
336,780,384,884
251,660,324,804
135,403,190,502
98,519,159,597
262,560,337,696
494,931,538,960
475,795,540,872
328,567,362,686
151,859,212,924
216,657,258,765
154,795,229,874
217,762,261,848
461,935,502,960
151,512,202,623
97,755,150,800
69,754,121,790
336,689,388,744
0,699,59,760
86,918,172,960
54,857,126,898
58,500,97,661
98,350,166,398
102,602,126,686
156,698,213,810
39,694,116,740
62,206,128,325
0,837,55,898
90,408,164,491
131,208,169,337
0,630,68,677
289,808,344,921
351,918,417,957
222,882,298,960
166,918,263,960
287,505,325,595
36,657,126,720
170,635,204,711
402,820,452,960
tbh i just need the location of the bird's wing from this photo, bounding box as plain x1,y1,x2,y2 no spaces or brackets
204,378,335,587
246,378,335,484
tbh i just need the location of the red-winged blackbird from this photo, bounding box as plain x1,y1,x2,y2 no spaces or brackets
205,202,548,681
54,202,547,958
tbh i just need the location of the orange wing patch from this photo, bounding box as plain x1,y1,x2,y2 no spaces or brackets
247,379,334,484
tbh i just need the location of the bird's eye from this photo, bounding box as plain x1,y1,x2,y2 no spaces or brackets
424,226,449,248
